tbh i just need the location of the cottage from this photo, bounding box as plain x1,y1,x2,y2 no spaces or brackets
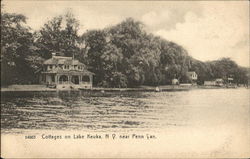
204,78,224,86
187,71,198,84
40,53,94,89
215,78,224,86
187,71,198,81
171,78,179,85
227,78,233,84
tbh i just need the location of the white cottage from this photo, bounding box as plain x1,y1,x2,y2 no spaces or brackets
40,53,94,89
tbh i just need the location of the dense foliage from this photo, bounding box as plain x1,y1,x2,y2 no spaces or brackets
1,11,249,87
35,12,81,59
1,12,43,85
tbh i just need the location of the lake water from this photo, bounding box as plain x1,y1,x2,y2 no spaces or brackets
1,88,249,133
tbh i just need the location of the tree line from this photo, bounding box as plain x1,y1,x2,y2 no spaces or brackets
1,10,249,87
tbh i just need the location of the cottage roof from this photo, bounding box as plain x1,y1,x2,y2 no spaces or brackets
44,56,85,66
187,71,197,75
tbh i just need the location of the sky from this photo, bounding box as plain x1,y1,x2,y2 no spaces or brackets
3,1,249,67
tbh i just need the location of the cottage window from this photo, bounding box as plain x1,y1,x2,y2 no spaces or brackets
51,75,55,82
82,76,90,82
42,75,46,82
48,65,53,70
59,75,68,83
64,65,69,70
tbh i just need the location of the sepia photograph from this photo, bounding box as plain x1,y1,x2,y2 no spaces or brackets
1,0,249,158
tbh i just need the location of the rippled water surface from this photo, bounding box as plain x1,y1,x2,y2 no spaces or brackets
1,88,249,133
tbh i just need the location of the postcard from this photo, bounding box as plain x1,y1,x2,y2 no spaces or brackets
1,0,249,158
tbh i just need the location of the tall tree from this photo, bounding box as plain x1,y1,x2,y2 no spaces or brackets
36,11,80,59
81,30,108,85
1,11,42,85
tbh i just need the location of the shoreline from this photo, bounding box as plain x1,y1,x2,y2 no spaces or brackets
1,84,241,92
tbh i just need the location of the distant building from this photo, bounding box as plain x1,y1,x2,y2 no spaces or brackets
187,71,198,84
227,78,233,84
204,78,224,86
215,78,224,86
172,78,179,85
40,53,94,89
187,71,198,80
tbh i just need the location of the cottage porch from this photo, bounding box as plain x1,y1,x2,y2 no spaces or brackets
40,72,93,89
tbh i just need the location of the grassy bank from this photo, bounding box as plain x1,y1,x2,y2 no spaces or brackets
1,84,239,92
1,85,56,92
1,84,191,92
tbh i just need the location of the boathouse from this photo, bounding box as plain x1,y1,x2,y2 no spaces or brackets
40,53,94,89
